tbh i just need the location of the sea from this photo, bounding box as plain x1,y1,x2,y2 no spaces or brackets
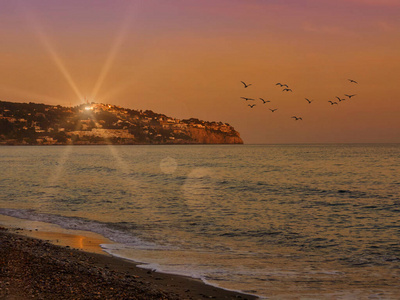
0,144,399,299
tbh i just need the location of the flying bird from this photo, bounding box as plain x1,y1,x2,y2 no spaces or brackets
282,88,292,92
336,96,345,102
259,98,270,104
348,79,358,84
328,101,338,105
276,83,289,88
241,97,255,101
305,98,313,104
291,116,303,120
248,104,256,108
241,81,252,88
269,108,278,112
345,94,357,99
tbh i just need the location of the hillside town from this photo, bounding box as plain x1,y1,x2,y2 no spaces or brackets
0,101,243,145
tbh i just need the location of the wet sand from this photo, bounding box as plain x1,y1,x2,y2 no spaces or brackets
0,226,257,299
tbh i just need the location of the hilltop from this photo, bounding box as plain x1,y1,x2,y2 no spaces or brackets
0,101,243,145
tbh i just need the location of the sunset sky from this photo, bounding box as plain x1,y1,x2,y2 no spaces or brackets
0,0,399,144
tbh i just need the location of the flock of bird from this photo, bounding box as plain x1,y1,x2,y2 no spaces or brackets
240,79,358,121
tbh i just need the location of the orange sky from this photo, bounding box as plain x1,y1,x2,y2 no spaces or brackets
0,0,399,143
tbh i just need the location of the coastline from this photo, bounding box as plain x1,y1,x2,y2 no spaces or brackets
0,216,257,300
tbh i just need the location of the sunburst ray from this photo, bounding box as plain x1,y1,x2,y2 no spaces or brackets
19,5,84,102
90,2,138,101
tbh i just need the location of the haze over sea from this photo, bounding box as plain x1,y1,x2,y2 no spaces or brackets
1,144,399,299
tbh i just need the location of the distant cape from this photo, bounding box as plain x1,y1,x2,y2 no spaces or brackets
0,100,243,145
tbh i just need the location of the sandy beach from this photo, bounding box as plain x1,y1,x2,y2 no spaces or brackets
0,226,256,300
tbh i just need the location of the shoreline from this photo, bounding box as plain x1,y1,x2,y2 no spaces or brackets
0,216,258,300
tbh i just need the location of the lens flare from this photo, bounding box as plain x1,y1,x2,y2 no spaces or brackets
160,157,178,174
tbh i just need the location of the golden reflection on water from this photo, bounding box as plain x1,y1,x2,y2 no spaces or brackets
28,231,111,255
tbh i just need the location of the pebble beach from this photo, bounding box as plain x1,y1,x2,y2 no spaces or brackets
0,227,256,300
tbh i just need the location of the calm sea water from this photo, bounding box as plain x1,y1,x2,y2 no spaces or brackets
0,144,399,299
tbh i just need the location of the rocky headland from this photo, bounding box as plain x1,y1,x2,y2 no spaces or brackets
0,101,243,145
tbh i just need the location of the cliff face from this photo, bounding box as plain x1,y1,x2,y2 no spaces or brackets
186,128,243,144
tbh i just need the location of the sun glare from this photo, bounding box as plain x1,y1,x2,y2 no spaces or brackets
17,2,140,208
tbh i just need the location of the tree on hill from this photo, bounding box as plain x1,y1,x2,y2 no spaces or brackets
0,119,14,136
95,111,119,128
54,131,68,143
